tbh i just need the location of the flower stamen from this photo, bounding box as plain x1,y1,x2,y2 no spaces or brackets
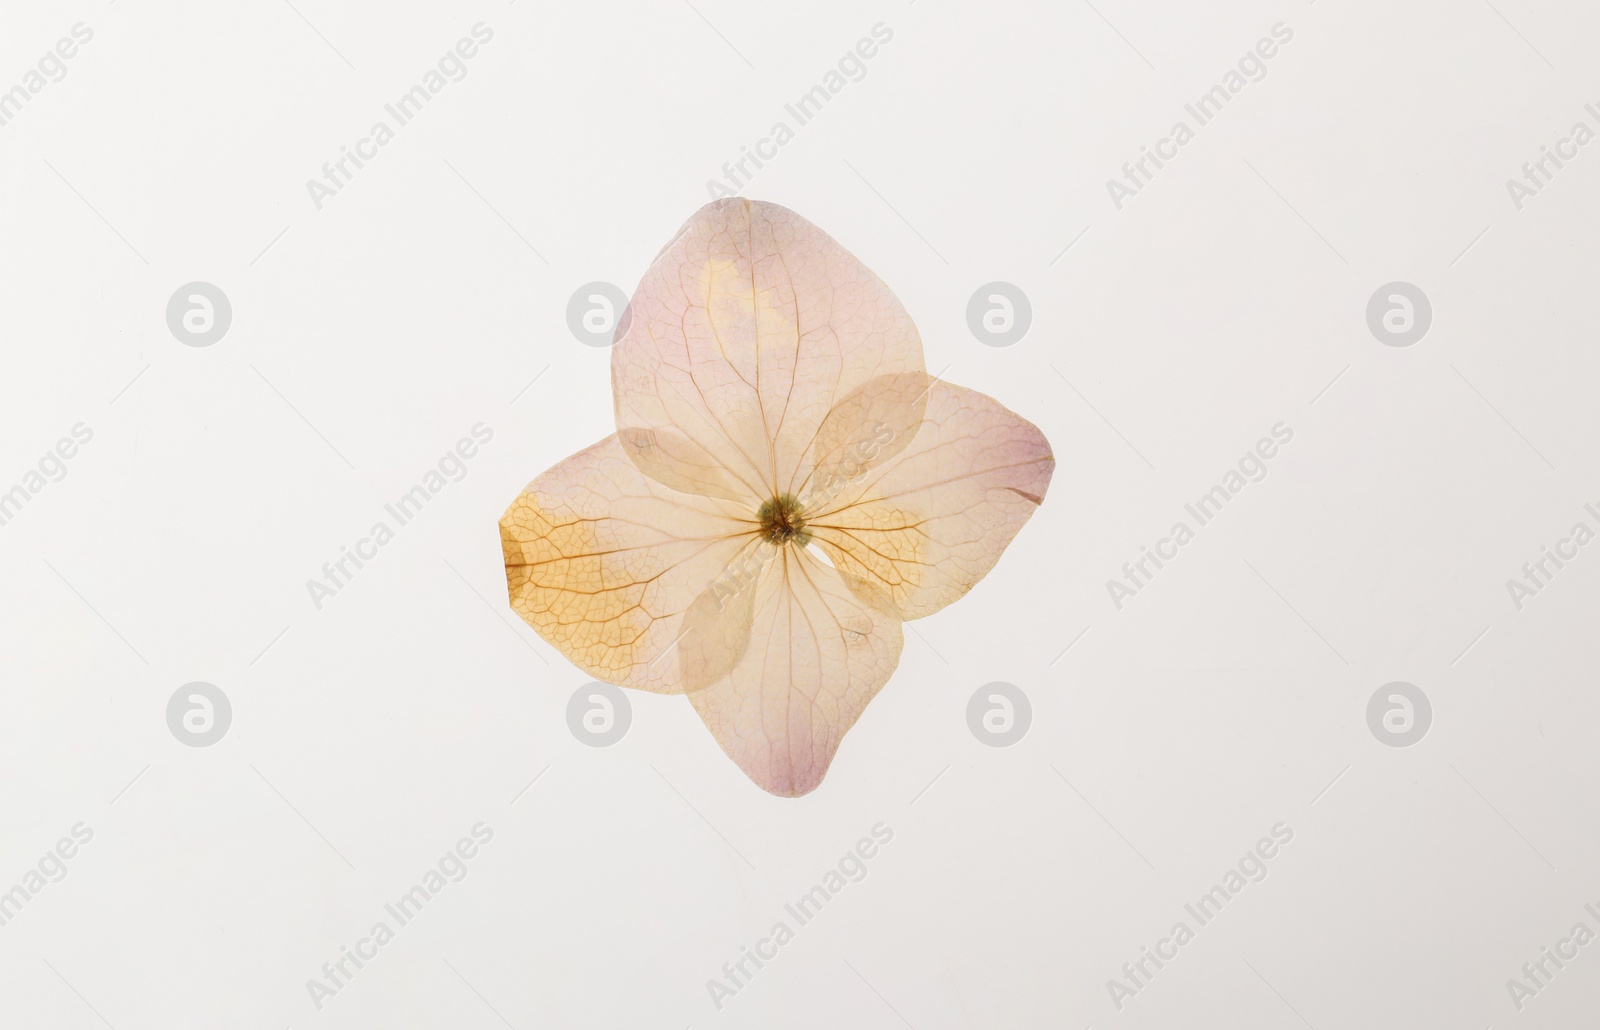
757,493,810,547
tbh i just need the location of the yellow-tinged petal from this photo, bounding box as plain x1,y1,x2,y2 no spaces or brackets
686,546,904,797
806,380,1054,620
611,198,925,501
500,435,761,693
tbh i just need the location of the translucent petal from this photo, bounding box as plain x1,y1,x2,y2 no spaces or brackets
500,435,758,693
793,371,930,511
611,198,924,502
686,546,904,796
806,381,1054,620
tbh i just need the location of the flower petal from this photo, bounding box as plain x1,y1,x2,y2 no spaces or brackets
500,435,760,693
794,371,930,510
615,426,752,503
611,198,925,502
805,381,1054,620
686,546,904,797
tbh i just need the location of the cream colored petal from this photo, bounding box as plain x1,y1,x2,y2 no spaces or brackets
806,380,1054,620
500,435,761,693
611,198,924,501
687,546,904,797
674,537,775,691
793,371,930,510
616,426,751,503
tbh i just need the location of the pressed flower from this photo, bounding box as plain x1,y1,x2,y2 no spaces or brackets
503,199,1053,796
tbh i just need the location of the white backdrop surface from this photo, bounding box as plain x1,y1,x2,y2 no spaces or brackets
1,0,1598,1027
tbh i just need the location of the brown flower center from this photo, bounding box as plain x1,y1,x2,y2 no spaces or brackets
757,493,810,546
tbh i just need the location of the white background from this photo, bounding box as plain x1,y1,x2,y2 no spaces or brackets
1,0,1598,1027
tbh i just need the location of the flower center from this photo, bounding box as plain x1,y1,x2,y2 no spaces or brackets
757,493,810,547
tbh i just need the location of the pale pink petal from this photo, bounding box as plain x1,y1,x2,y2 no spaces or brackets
611,198,924,501
500,435,761,693
687,546,904,797
806,380,1054,620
